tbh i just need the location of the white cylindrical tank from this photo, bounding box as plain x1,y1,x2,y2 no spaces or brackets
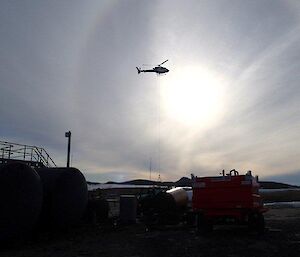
186,190,193,202
186,190,193,208
166,187,188,208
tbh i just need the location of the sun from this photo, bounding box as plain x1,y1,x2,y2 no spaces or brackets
161,66,226,128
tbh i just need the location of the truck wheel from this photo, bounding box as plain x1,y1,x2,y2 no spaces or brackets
248,212,265,234
196,213,213,234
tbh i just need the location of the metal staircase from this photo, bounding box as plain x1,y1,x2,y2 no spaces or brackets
0,141,56,168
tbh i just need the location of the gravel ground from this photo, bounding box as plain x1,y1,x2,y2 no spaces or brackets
1,208,300,257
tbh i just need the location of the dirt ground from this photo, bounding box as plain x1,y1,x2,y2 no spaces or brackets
1,208,300,257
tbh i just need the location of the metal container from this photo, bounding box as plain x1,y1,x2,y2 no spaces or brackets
166,187,188,208
37,167,88,229
0,162,43,241
119,195,137,224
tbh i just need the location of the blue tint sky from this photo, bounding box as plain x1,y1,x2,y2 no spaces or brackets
1,0,300,184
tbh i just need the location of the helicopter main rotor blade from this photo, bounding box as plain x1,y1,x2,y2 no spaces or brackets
158,59,168,66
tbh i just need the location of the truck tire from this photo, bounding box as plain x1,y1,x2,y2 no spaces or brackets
248,212,265,234
196,213,213,234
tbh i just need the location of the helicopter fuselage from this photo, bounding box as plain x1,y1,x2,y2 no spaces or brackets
137,66,169,74
153,66,169,74
136,59,169,74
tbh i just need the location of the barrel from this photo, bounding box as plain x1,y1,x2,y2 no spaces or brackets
36,167,88,229
0,162,43,241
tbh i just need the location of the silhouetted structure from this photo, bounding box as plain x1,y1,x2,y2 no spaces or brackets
65,131,71,167
0,141,56,168
37,167,88,229
0,162,43,241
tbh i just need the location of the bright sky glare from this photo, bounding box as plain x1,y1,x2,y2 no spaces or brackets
162,66,226,127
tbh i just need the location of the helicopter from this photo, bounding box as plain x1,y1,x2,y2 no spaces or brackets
136,60,169,74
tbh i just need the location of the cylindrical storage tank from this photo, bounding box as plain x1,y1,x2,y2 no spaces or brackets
119,195,137,224
0,162,43,241
166,187,188,208
36,167,88,229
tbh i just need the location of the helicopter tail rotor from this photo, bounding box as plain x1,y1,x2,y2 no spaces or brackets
136,67,141,74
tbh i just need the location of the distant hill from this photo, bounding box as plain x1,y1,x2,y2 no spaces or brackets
106,179,175,187
86,181,100,185
259,181,299,189
87,177,299,189
120,177,192,187
175,177,192,187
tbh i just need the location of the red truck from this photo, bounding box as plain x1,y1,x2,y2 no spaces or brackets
192,169,267,233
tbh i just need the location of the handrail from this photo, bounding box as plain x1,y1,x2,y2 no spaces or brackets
0,140,56,167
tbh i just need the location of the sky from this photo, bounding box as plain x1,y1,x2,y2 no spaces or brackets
1,0,300,184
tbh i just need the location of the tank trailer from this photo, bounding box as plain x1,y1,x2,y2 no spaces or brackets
192,169,267,233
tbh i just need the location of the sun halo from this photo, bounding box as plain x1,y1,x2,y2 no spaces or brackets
161,67,226,128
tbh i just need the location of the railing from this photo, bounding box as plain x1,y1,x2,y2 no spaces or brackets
0,141,56,168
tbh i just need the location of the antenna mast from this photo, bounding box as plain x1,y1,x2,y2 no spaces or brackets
149,157,152,180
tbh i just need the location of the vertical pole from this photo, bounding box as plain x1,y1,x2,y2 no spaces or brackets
65,131,71,168
149,158,152,180
24,145,26,160
8,145,12,159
